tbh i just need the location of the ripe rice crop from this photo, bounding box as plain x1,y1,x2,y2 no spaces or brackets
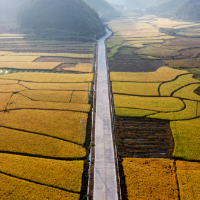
71,91,89,104
0,62,61,70
0,56,39,62
0,51,10,56
0,154,84,192
0,72,93,83
0,84,26,92
148,100,200,120
115,108,157,117
0,127,86,158
173,83,200,101
63,63,93,73
20,90,73,103
7,94,91,112
0,109,88,144
20,81,91,91
176,160,200,200
0,79,18,84
123,158,179,200
160,74,199,96
112,82,160,96
171,118,200,161
110,67,188,82
165,58,200,68
0,93,12,110
0,173,79,199
114,94,184,112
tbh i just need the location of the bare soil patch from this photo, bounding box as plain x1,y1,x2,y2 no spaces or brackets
195,86,200,95
116,116,174,158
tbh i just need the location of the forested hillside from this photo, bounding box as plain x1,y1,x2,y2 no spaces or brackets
175,0,200,22
17,0,106,41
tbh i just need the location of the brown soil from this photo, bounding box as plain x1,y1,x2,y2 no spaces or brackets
195,86,200,95
116,116,174,158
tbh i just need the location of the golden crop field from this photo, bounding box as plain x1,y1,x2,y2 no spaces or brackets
0,51,11,56
171,118,200,161
7,94,91,112
123,158,179,200
0,127,86,159
63,63,93,73
0,72,93,82
160,74,199,96
0,56,40,62
114,94,184,112
112,82,160,96
0,62,61,70
71,91,89,104
0,84,26,92
0,173,80,200
0,93,12,110
110,67,188,82
0,79,18,84
0,154,84,192
173,83,200,101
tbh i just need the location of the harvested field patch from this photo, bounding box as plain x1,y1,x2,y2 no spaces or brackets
0,127,86,158
165,58,200,68
176,160,200,200
7,94,91,112
0,173,80,199
0,93,12,111
174,83,200,101
0,154,84,192
0,110,88,144
0,62,61,70
112,82,160,96
110,67,187,82
0,84,26,93
123,158,179,199
71,91,89,104
0,56,39,62
0,72,93,83
171,118,200,161
20,90,72,103
114,94,184,112
20,81,91,91
164,38,200,48
160,74,199,96
116,117,173,158
63,63,93,73
148,100,200,120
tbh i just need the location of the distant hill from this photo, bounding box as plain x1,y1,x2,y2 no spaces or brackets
84,0,122,21
17,0,106,41
175,0,200,22
146,0,187,18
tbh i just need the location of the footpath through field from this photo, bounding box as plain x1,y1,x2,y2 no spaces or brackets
94,30,118,200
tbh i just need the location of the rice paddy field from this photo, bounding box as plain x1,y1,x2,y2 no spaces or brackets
107,16,200,199
0,35,95,199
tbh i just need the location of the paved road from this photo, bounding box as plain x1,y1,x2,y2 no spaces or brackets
94,30,118,200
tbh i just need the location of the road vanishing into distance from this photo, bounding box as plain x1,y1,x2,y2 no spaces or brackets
94,30,118,200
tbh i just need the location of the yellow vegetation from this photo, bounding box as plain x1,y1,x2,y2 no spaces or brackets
71,91,89,104
171,118,200,161
160,74,199,96
0,109,88,144
0,127,86,158
110,67,188,82
0,173,80,199
0,154,84,192
0,84,26,92
0,51,10,56
123,158,179,200
63,63,93,72
176,160,200,200
7,94,91,112
114,94,184,112
148,100,200,120
0,56,39,62
0,79,18,84
0,62,61,70
112,82,160,96
0,93,12,111
0,72,93,83
20,90,72,103
173,84,200,101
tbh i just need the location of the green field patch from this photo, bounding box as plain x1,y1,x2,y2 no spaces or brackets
115,108,157,117
110,67,188,82
160,74,199,96
114,94,184,112
148,100,200,120
173,83,200,101
112,82,160,96
171,118,200,161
